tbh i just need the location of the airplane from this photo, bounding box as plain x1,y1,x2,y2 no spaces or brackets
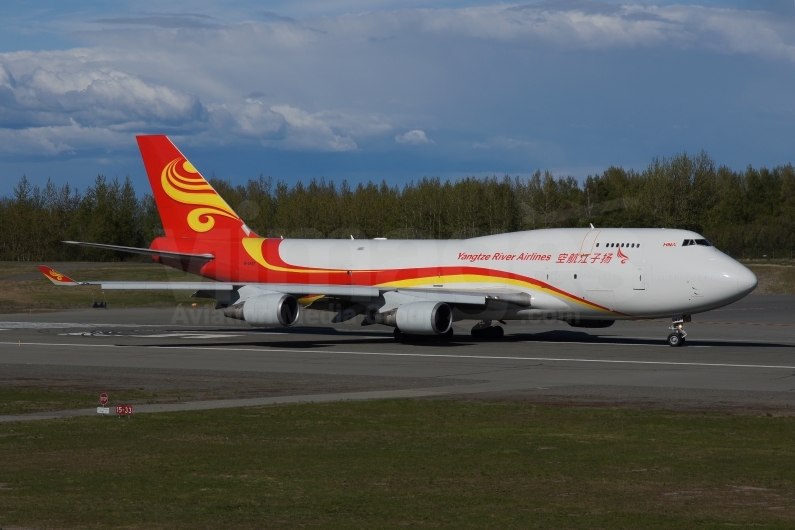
38,135,757,347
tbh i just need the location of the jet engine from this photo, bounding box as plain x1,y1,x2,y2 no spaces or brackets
223,293,300,327
374,301,453,335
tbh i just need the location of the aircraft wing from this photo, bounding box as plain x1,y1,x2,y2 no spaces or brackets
62,241,215,262
36,266,531,307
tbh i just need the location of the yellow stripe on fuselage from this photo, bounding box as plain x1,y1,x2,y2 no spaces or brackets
298,294,325,307
376,274,615,313
242,238,350,274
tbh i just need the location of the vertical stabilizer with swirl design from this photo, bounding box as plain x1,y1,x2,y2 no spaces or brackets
137,135,247,240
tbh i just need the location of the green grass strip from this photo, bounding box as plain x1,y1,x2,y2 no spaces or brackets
1,400,794,529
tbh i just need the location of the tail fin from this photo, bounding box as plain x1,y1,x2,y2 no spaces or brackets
136,135,247,239
37,266,79,286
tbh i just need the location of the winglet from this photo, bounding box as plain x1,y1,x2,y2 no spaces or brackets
37,266,79,286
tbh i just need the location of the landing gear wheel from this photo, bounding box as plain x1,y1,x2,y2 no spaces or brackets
471,325,503,340
490,326,504,340
393,328,403,342
667,316,690,347
667,332,684,347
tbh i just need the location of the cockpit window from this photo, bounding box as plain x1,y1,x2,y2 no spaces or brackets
682,239,712,247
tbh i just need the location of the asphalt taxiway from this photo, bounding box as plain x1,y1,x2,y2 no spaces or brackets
2,294,795,419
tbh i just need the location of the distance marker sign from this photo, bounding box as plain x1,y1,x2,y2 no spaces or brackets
97,393,110,414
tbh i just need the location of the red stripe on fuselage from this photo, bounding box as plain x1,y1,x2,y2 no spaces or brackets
149,237,612,313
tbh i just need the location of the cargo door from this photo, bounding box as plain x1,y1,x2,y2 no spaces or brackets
575,229,602,294
579,229,601,256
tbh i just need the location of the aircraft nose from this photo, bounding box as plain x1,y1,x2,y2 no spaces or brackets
735,264,758,295
721,259,757,298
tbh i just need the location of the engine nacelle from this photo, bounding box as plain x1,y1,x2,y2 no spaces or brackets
223,293,300,327
394,301,453,335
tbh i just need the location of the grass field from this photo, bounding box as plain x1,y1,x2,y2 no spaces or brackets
0,399,794,529
0,387,192,416
744,262,795,294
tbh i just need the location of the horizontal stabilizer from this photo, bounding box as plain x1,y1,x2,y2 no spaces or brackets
37,266,81,286
98,282,235,291
63,241,215,262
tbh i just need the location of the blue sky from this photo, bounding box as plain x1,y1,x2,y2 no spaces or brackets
0,0,794,196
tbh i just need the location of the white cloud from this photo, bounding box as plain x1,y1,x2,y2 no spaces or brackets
0,3,794,161
0,122,128,155
395,129,433,145
210,98,286,138
270,104,358,151
0,63,205,132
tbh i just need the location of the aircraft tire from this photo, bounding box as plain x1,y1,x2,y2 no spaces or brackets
393,328,403,342
471,326,504,340
667,332,683,347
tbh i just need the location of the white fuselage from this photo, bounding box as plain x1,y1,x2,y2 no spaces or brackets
276,228,757,321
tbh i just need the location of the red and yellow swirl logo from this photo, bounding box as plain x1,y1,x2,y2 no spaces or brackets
161,158,240,233
47,269,65,282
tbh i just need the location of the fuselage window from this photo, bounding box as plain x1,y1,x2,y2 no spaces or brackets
637,244,640,248
596,243,599,247
695,239,712,246
631,243,635,248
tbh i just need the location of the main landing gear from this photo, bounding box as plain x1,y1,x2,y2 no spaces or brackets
667,316,690,347
470,320,504,340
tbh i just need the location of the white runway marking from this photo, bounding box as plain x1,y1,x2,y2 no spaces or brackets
60,332,244,339
0,322,254,330
2,341,795,371
0,322,173,329
521,340,709,348
133,333,243,339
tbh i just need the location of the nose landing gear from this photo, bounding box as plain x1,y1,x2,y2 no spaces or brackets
667,315,690,347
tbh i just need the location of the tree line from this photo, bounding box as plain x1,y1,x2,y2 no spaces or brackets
1,151,793,261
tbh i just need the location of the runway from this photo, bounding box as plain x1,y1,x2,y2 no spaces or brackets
2,294,795,418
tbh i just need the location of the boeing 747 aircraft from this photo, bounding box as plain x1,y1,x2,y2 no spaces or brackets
39,135,757,346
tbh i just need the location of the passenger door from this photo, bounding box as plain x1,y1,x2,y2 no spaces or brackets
633,263,647,290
